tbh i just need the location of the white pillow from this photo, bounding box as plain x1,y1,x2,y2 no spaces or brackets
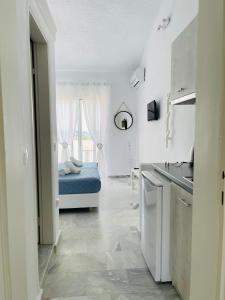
70,156,83,167
65,161,81,174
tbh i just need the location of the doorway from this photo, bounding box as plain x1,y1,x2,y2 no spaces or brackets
29,14,57,285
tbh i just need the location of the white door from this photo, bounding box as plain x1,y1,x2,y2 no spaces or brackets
141,173,162,281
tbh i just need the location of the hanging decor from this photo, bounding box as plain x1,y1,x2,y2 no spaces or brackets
114,102,133,131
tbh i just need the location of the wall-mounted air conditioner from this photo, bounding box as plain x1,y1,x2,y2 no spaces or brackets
130,67,145,88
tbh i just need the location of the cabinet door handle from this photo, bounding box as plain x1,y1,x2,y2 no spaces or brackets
177,197,191,207
176,87,186,93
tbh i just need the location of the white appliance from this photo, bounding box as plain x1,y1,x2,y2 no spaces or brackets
130,67,145,88
141,170,171,282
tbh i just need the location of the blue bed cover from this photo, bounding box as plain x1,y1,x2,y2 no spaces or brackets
59,162,101,195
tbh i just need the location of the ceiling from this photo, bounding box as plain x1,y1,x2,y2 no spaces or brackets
48,0,162,72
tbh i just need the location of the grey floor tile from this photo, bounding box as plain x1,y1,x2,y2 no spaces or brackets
43,296,111,300
106,250,147,270
60,227,104,242
56,238,87,255
42,178,179,300
85,270,130,295
126,269,160,294
48,253,107,273
43,272,88,298
111,293,179,300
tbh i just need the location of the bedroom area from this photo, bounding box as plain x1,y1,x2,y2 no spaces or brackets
44,72,151,297
56,71,137,209
42,60,153,299
42,0,197,299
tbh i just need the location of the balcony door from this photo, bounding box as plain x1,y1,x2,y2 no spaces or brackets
73,100,96,163
58,99,96,163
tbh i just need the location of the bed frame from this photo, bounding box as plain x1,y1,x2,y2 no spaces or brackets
59,192,99,209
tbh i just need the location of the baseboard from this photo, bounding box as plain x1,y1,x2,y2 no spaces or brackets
38,233,61,295
39,245,54,287
54,230,61,247
108,175,130,178
36,288,43,300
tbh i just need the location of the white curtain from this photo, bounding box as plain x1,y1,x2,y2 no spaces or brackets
81,84,110,177
56,82,110,175
56,83,78,162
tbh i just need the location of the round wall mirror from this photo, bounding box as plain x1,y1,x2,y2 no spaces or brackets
114,111,133,130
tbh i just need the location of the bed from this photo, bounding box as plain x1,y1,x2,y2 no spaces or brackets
58,162,101,209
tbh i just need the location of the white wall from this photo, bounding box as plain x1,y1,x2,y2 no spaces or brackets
0,0,57,299
137,0,198,164
57,71,138,176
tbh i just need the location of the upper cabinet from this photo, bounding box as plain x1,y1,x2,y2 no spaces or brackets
171,17,198,105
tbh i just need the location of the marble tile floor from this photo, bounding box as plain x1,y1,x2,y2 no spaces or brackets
42,178,179,300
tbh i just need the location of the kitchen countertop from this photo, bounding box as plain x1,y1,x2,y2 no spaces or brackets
152,163,193,194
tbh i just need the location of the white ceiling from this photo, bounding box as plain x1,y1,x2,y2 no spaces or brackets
48,0,162,72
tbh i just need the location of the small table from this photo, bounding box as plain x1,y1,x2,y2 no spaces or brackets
131,168,140,190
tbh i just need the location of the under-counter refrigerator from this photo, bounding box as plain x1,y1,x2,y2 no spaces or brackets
141,170,171,282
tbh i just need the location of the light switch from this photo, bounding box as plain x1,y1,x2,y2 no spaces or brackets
23,148,29,165
56,197,60,208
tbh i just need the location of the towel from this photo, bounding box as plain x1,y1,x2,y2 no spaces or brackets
65,161,81,174
59,169,65,176
58,165,71,176
70,156,83,167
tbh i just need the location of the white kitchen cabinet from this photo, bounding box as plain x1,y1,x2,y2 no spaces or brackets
171,17,198,103
171,183,193,300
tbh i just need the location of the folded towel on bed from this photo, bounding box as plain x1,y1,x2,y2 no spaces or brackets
70,156,83,167
59,169,66,176
65,161,81,174
58,165,71,176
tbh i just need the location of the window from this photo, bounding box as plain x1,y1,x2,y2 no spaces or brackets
57,82,109,175
72,101,96,162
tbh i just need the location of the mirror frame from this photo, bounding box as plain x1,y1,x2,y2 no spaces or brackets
114,110,133,131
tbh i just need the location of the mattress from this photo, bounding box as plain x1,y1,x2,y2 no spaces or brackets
59,162,101,195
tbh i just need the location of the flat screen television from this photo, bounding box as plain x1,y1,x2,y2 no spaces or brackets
147,100,158,121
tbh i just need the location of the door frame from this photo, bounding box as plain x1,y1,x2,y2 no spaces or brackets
0,63,12,300
0,0,57,298
190,0,225,298
29,14,56,245
30,39,41,243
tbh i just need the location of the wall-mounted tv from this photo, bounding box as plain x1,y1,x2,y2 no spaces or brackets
147,100,159,121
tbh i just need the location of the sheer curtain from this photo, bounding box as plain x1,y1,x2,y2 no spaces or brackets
56,82,110,175
56,83,78,162
81,84,110,177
